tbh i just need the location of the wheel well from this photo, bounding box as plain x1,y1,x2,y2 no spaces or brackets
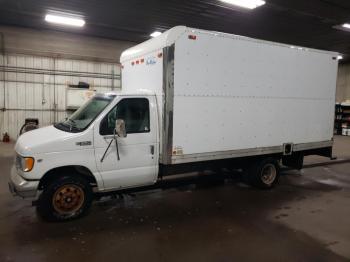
38,166,98,190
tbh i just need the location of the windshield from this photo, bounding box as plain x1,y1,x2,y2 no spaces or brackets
55,96,114,133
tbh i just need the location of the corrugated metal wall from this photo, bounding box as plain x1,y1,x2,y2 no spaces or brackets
0,53,120,140
337,64,350,102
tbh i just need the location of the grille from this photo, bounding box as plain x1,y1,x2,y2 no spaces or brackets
15,155,22,170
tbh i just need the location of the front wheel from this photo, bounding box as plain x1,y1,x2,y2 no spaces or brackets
244,158,280,189
36,176,93,222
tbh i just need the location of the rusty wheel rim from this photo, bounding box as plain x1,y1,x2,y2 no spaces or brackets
52,185,85,215
261,164,277,185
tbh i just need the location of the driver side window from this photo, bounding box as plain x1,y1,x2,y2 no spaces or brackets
100,98,150,135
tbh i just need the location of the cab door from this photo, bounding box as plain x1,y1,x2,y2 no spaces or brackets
94,96,158,191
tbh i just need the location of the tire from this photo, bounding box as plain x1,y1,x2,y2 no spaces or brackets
244,158,280,189
19,122,38,136
36,176,93,222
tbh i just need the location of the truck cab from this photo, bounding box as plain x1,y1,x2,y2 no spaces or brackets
9,92,160,220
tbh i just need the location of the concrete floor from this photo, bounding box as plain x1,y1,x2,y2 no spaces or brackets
0,136,350,261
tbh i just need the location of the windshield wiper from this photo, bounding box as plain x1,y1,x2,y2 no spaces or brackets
54,118,80,132
67,118,76,125
66,118,78,131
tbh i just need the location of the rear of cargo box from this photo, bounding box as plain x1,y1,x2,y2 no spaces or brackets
166,29,338,164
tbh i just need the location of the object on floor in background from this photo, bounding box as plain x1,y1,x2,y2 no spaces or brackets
342,128,350,136
68,81,90,89
2,132,10,142
334,103,343,135
19,118,39,136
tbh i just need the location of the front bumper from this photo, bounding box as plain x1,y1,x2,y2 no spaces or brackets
9,166,39,198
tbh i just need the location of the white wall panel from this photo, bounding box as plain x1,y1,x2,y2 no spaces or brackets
0,81,3,108
0,53,121,140
18,83,26,109
0,80,3,137
7,82,16,108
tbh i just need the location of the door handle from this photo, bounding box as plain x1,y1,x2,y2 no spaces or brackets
150,145,155,155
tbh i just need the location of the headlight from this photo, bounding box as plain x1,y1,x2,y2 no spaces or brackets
16,155,35,172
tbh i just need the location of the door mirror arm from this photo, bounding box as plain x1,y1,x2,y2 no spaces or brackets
100,135,115,163
100,127,123,163
114,128,120,161
100,119,126,163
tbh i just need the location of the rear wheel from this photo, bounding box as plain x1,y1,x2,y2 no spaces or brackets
36,176,93,222
244,158,280,189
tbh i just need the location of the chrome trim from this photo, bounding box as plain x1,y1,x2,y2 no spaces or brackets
293,140,333,151
171,140,333,164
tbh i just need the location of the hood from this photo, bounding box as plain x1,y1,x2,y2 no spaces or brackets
15,125,94,156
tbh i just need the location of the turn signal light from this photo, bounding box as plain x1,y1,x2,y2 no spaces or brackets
23,157,35,172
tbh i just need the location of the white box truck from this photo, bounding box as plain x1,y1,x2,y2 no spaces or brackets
9,26,338,221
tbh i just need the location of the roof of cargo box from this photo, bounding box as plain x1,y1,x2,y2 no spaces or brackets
120,26,187,63
120,26,338,63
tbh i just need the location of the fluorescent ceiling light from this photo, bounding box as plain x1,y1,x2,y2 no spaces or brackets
150,31,162,38
45,14,85,27
337,55,343,60
219,0,266,9
333,23,350,33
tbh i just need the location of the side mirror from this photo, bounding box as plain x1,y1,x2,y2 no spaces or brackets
115,119,127,138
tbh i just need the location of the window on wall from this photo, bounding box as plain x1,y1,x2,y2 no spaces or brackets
100,98,150,135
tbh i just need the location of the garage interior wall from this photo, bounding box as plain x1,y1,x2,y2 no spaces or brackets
336,63,350,103
0,26,134,140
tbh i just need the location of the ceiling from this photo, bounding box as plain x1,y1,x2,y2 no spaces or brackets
0,0,350,60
